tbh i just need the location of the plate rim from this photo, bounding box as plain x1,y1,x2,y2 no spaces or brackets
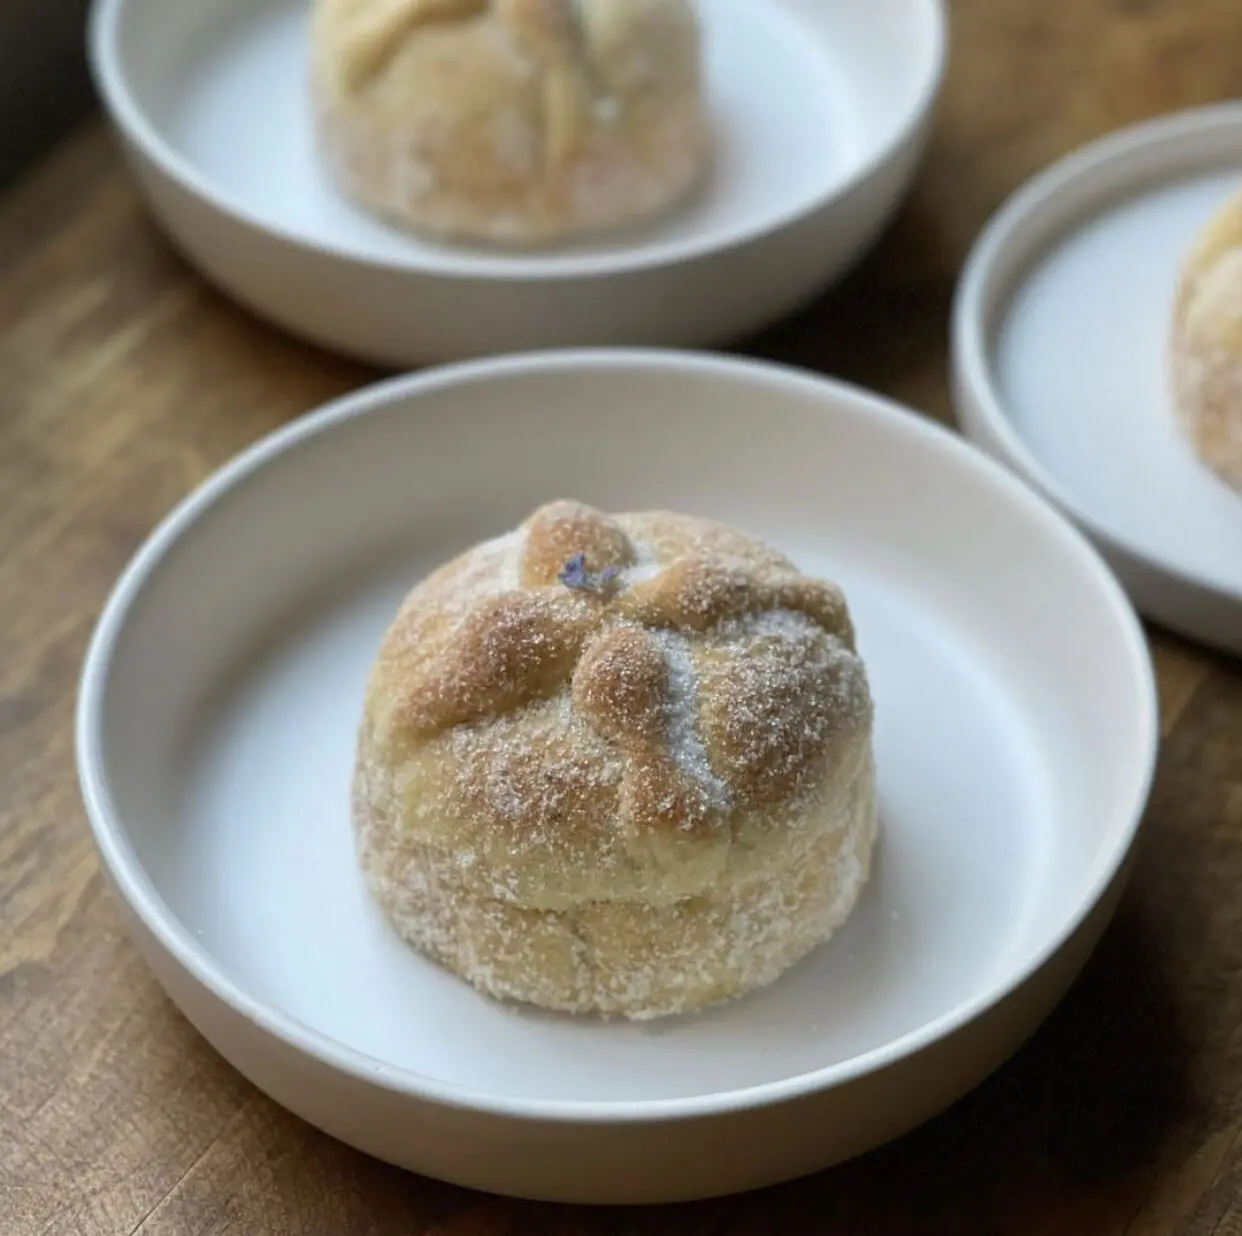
952,100,1242,610
76,347,1158,1125
87,0,948,282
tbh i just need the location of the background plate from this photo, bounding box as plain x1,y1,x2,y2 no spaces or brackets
954,104,1242,656
90,0,945,364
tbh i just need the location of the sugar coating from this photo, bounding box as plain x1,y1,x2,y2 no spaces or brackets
647,627,732,816
354,501,878,1018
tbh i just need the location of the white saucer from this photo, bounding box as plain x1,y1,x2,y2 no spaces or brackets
77,351,1156,1203
89,0,945,366
954,104,1242,656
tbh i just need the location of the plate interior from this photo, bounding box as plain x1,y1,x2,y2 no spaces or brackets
995,170,1242,596
94,360,1148,1105
114,0,935,271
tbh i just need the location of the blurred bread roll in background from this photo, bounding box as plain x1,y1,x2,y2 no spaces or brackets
1170,191,1242,491
310,0,712,246
352,501,878,1019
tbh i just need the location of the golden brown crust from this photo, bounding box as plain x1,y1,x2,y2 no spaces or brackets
353,501,877,1017
1170,193,1242,491
363,502,865,830
310,0,711,245
400,590,597,734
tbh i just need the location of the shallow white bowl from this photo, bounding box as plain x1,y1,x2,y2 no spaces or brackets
88,0,945,366
953,103,1242,656
77,351,1156,1203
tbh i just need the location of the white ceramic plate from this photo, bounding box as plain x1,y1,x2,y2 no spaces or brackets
88,0,945,366
77,351,1156,1204
953,103,1242,656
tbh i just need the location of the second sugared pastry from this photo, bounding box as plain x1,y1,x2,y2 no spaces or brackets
311,0,712,246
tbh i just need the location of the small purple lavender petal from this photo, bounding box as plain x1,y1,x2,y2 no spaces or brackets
559,553,592,591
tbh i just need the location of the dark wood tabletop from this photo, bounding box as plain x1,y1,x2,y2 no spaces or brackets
4,1,1242,1232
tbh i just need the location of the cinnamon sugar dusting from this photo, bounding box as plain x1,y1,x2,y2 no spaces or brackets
372,501,868,830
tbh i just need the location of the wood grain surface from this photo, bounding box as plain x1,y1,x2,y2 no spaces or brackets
4,1,1242,1232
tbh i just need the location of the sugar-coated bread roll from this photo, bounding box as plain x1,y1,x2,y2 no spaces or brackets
1170,192,1242,491
353,501,878,1019
310,0,711,246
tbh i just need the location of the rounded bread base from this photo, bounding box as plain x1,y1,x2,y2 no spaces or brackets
354,751,878,1021
311,79,711,248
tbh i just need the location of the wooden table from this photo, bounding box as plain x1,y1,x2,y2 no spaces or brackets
4,2,1242,1231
